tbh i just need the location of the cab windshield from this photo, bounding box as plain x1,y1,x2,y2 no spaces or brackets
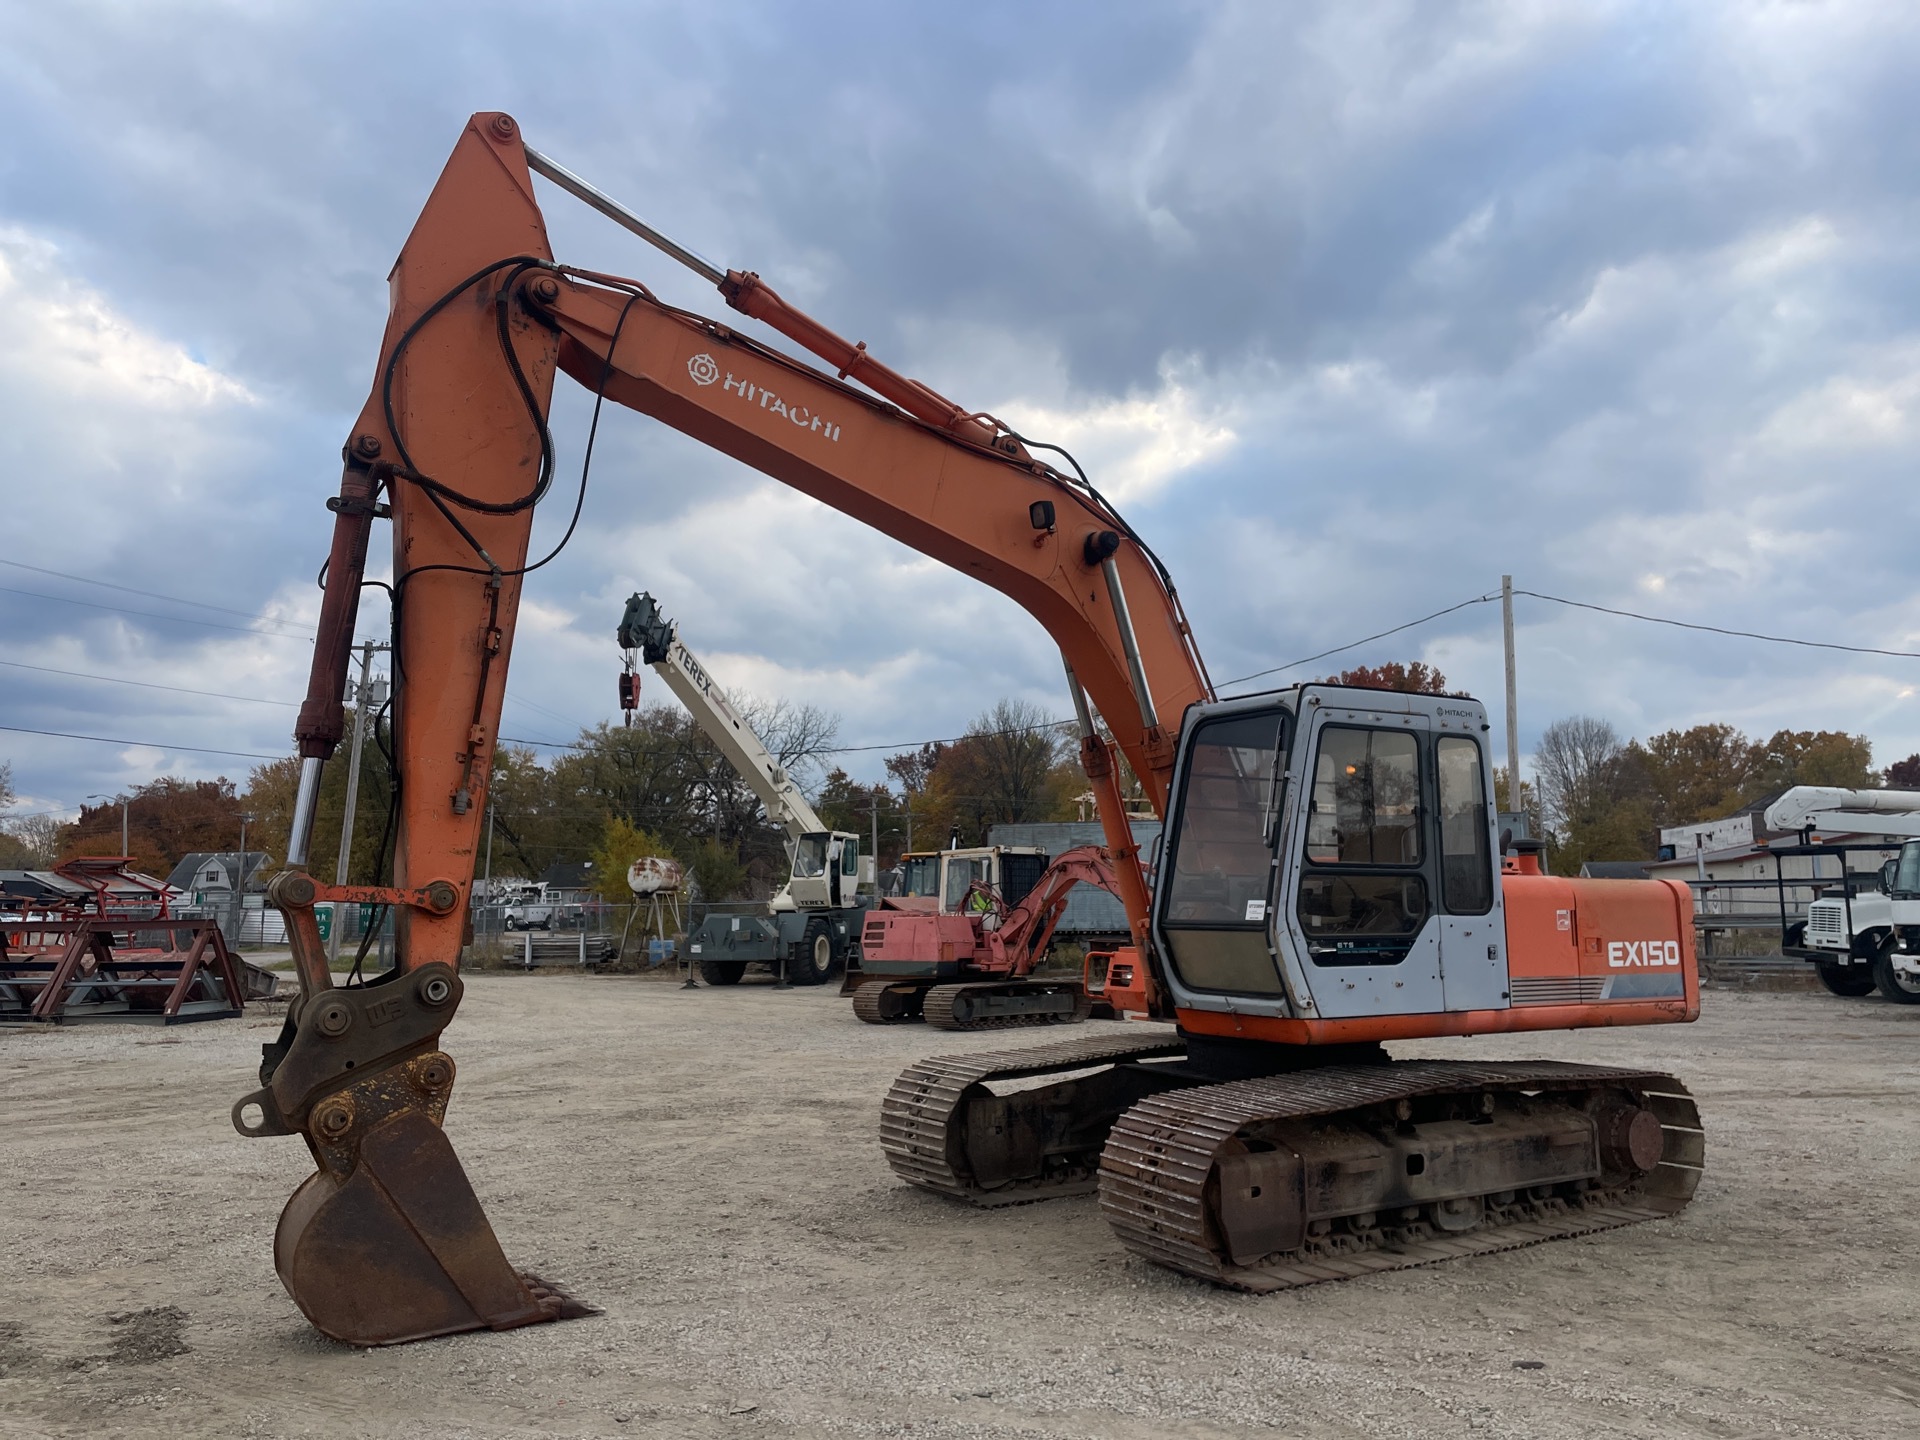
901,856,940,898
1896,842,1920,897
792,834,829,878
1156,706,1291,996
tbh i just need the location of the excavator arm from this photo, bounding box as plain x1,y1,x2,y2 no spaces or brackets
247,112,1209,1346
979,845,1126,972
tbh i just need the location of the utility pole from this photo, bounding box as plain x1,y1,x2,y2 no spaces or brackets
1502,575,1521,816
235,810,253,948
328,641,388,967
87,793,129,858
869,793,879,893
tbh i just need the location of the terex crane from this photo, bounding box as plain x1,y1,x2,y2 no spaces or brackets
237,113,1704,1347
617,590,869,985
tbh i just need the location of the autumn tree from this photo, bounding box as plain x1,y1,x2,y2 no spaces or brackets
65,776,244,876
1888,754,1920,789
1626,723,1756,831
813,768,904,867
886,742,952,854
1753,730,1873,792
1323,661,1449,694
930,700,1077,845
242,706,396,885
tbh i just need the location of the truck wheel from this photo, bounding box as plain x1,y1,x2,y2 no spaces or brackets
699,960,747,986
1816,961,1876,997
786,918,835,986
1871,948,1920,1004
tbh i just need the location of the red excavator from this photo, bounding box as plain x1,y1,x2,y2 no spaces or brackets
241,113,1702,1346
853,845,1121,1028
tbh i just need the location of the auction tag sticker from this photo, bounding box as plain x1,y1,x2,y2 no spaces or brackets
1556,909,1571,931
1245,899,1268,922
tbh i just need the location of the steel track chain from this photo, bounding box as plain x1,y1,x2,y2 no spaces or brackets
880,1030,1188,1205
1097,1058,1704,1291
924,981,1093,1031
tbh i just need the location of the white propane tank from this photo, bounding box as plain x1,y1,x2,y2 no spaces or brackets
626,856,684,896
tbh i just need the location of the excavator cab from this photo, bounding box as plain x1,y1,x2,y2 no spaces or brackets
1153,686,1509,1023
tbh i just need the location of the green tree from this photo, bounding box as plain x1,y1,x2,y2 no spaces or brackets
242,706,396,884
589,815,676,905
686,837,749,903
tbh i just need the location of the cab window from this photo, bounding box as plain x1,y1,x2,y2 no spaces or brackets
1298,725,1426,964
1157,708,1290,996
793,835,829,878
841,837,859,876
1305,727,1421,865
1436,737,1493,914
943,857,991,911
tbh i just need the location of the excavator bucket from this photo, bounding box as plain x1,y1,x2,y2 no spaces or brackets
234,882,592,1345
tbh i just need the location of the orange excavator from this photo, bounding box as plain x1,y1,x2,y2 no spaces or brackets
239,113,1703,1346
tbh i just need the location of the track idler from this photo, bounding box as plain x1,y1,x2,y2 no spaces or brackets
233,874,590,1346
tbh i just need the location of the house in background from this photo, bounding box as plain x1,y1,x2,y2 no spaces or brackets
538,860,600,905
167,851,281,944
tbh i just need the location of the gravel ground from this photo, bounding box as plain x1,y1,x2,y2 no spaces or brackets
3,974,1919,1439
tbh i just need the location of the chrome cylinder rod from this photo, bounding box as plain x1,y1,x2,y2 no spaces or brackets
286,756,324,869
1099,556,1160,733
523,144,726,286
1062,657,1096,740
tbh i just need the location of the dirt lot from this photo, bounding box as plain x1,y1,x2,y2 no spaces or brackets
4,975,1918,1440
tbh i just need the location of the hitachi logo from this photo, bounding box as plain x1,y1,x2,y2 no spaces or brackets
686,353,843,441
1608,939,1682,969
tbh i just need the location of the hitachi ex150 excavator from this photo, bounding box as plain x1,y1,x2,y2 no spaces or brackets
239,113,1703,1346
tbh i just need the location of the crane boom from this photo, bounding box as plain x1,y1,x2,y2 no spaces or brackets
1765,786,1920,836
618,592,829,842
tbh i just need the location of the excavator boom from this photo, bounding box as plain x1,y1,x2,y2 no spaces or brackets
246,112,1704,1345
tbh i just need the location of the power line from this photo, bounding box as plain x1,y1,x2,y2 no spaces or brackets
0,657,298,706
0,584,312,639
1216,593,1499,691
1515,590,1920,661
0,723,281,761
0,557,292,622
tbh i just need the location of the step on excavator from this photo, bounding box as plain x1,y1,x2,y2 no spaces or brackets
242,113,1704,1346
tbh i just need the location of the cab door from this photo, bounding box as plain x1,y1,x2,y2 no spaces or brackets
1431,731,1508,1012
1282,706,1445,1019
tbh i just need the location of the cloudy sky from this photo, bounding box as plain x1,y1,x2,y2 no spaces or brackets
4,0,1919,829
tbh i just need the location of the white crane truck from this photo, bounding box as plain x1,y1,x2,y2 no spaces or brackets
618,592,872,985
1766,786,1920,1002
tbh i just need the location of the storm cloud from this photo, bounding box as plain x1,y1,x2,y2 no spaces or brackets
4,0,1919,822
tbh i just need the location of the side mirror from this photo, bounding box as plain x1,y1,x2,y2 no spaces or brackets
1882,859,1899,894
